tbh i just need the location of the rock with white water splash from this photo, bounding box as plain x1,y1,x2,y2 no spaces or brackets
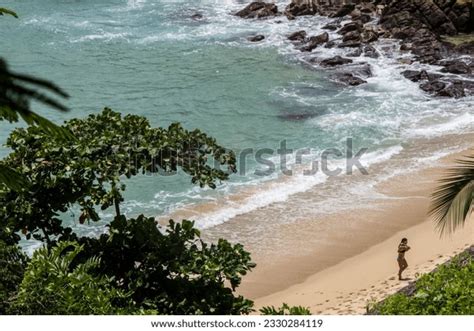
300,32,329,52
320,56,353,67
288,30,307,42
330,4,355,18
248,35,265,42
285,0,318,19
440,60,472,75
330,72,367,86
235,2,278,19
338,22,362,35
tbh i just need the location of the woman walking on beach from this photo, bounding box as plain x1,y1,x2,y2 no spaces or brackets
397,238,410,280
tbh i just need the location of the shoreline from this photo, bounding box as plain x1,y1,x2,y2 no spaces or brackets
230,142,474,311
253,215,474,314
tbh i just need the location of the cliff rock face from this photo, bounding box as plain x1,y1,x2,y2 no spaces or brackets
380,0,473,35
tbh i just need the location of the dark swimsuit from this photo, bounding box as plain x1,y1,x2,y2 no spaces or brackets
398,243,408,261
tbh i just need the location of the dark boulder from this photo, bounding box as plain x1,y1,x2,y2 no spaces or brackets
347,48,363,57
300,32,329,52
285,0,318,18
330,72,367,86
191,13,203,20
363,45,380,58
338,22,362,35
402,70,443,82
288,30,307,42
248,35,265,42
338,40,362,48
320,56,353,67
440,60,472,74
322,22,340,31
437,81,466,98
331,4,356,18
342,31,361,42
235,2,278,19
361,30,379,43
420,80,447,93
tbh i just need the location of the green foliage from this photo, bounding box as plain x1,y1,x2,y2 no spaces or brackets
0,8,18,18
9,241,144,315
373,253,474,315
260,303,311,315
1,108,236,244
0,240,27,314
79,217,256,315
430,154,474,234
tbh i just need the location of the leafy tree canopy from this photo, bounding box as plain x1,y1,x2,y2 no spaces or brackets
1,108,236,244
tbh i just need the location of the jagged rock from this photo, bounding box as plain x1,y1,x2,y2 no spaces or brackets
322,22,340,31
331,4,355,18
248,35,265,42
420,80,447,93
235,2,278,19
288,30,307,42
338,40,362,48
361,30,379,43
402,70,443,82
330,72,367,86
379,0,459,36
350,63,373,78
324,40,337,48
347,48,363,57
338,22,362,35
320,56,353,67
440,60,472,74
363,45,380,58
285,0,318,18
300,32,329,52
437,81,466,98
343,31,361,42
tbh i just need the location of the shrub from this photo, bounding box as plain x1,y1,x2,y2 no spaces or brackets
260,303,311,315
10,241,143,315
79,216,256,315
0,240,27,314
374,253,474,315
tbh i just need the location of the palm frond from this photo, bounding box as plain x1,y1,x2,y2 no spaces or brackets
0,8,18,18
0,58,73,139
429,153,474,235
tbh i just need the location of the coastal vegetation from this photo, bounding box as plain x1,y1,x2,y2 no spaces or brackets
0,105,256,314
1,1,473,316
370,249,474,315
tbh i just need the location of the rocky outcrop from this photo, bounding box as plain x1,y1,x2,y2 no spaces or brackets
285,0,318,19
380,0,473,36
320,56,353,67
330,72,367,86
235,2,278,19
300,32,329,52
288,30,307,42
440,59,472,74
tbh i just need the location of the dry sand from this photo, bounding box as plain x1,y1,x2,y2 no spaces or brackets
242,145,474,314
254,216,474,314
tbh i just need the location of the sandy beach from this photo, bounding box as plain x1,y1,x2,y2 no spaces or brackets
254,216,474,314
231,142,474,314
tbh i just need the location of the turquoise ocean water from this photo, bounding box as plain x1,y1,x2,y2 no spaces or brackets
1,0,473,251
